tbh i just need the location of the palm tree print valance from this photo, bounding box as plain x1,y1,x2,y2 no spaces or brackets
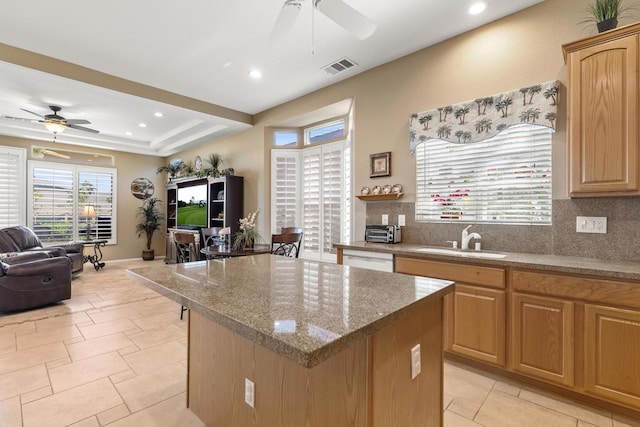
409,80,559,152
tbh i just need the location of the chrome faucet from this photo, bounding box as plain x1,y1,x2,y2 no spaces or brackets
461,225,481,250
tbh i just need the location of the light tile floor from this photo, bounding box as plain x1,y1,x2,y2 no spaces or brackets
0,259,638,426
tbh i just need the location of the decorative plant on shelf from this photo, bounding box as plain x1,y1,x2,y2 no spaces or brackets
135,197,164,260
205,153,224,177
233,208,262,250
583,0,632,32
156,159,185,181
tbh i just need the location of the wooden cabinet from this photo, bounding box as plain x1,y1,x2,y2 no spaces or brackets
207,176,244,236
166,186,177,230
510,292,574,387
585,304,640,408
395,257,506,367
563,24,640,196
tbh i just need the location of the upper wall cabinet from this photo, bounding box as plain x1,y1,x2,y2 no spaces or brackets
563,24,639,197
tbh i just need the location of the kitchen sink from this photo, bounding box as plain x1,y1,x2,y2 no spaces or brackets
415,247,507,259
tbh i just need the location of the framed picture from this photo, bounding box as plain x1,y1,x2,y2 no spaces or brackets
370,152,391,178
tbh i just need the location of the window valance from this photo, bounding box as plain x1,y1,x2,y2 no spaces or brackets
409,80,559,152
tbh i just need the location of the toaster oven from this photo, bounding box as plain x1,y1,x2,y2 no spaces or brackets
365,225,401,243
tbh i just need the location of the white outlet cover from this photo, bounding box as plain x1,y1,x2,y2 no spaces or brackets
398,214,406,227
381,214,389,225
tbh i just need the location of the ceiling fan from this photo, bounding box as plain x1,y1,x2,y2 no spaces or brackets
272,0,377,41
32,147,71,160
2,105,99,136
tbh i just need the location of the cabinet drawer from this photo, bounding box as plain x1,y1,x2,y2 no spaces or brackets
512,269,640,309
396,257,505,289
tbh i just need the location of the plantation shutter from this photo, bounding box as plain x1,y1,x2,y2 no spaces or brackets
271,150,300,233
29,161,117,244
415,124,552,224
321,144,344,257
0,146,26,228
302,147,322,257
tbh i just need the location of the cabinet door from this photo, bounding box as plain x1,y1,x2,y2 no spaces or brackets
511,293,574,386
448,284,505,367
585,304,640,408
567,34,639,195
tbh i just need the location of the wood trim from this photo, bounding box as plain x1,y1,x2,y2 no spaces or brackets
511,269,640,309
355,193,403,201
395,256,505,288
562,21,640,62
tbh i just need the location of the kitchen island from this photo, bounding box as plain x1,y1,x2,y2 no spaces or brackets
127,254,453,427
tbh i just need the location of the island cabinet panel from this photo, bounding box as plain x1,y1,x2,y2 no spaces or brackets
585,304,640,408
564,28,639,196
188,298,445,427
510,292,574,387
448,285,505,367
395,256,506,368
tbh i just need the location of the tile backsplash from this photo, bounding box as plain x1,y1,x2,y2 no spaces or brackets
366,198,640,261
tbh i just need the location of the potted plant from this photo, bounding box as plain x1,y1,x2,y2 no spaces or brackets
232,209,262,250
583,0,630,33
205,153,223,178
156,159,185,182
135,197,164,260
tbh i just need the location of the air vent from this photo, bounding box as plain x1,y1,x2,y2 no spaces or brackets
322,57,357,75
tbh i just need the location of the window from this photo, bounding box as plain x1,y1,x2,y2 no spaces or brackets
274,130,299,147
272,140,350,262
28,161,117,243
415,124,552,224
0,146,26,228
304,120,345,145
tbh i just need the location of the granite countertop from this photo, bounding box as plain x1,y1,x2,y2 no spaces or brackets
336,241,640,281
127,254,453,368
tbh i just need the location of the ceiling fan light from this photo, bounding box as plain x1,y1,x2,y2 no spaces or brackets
44,121,66,134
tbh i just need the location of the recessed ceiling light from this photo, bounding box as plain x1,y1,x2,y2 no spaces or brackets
224,62,232,68
125,131,133,136
154,112,163,117
138,123,147,128
249,69,262,79
469,1,488,15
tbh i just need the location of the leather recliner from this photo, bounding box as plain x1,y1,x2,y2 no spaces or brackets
0,226,84,274
0,252,72,312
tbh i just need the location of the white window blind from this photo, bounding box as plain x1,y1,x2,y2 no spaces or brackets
29,161,117,243
321,145,343,256
0,146,26,228
416,124,552,224
302,148,321,254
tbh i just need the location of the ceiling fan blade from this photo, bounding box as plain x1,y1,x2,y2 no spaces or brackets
20,108,45,118
271,0,302,42
1,115,38,123
66,119,91,125
68,123,100,134
39,149,71,160
314,0,376,40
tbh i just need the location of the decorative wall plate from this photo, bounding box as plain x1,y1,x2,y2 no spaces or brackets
361,187,370,195
131,177,154,199
392,184,402,193
382,185,392,194
371,185,381,195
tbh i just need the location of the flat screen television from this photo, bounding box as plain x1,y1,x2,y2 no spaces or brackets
177,183,208,229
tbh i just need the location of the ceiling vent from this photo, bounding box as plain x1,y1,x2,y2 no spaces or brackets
322,57,357,75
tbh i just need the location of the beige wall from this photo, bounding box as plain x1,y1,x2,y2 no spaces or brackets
0,135,165,260
176,0,634,236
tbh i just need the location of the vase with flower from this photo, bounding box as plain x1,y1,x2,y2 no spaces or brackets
233,208,262,251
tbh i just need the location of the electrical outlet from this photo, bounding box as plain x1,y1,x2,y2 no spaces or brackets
245,378,255,408
381,214,389,225
411,344,421,379
398,214,406,227
576,216,607,234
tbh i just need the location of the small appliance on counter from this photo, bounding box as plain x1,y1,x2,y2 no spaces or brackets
365,224,401,243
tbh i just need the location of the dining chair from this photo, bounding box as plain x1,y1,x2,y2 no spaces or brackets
280,226,302,235
270,232,303,258
201,227,222,247
174,232,197,319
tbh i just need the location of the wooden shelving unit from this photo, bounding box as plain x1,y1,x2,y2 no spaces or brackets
355,193,403,201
